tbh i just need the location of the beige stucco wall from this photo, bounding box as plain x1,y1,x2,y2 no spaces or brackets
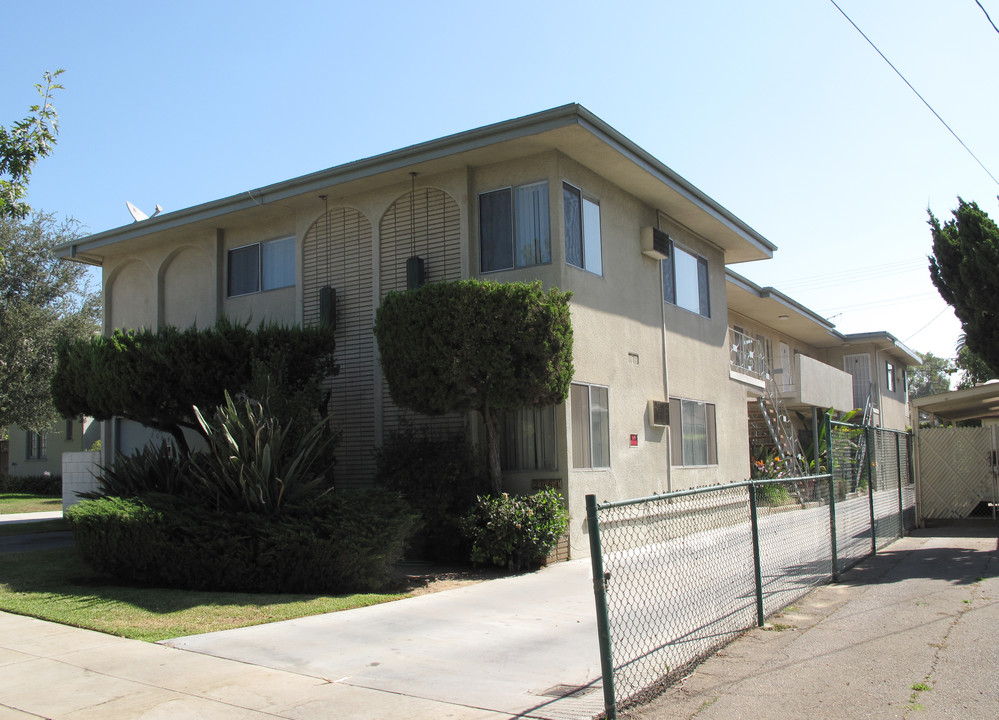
162,246,215,328
796,354,854,411
6,419,97,478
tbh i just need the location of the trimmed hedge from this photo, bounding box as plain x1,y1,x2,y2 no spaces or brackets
0,473,61,496
67,490,418,594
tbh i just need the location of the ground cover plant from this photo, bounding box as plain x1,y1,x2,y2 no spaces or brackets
0,547,405,642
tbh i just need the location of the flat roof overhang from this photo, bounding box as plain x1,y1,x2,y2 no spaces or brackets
58,104,775,266
726,270,841,347
912,383,999,423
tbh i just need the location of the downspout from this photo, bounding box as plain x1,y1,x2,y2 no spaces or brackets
661,261,672,493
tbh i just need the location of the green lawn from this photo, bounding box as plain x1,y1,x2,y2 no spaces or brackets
0,493,62,514
0,547,406,642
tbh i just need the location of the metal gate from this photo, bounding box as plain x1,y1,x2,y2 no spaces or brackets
917,426,999,521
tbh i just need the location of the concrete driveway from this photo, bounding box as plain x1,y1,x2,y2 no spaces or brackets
163,558,606,719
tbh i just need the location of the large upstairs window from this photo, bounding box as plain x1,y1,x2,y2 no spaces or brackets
562,182,602,275
479,182,550,273
663,241,710,317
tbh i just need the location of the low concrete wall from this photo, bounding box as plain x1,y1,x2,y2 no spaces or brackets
62,451,101,510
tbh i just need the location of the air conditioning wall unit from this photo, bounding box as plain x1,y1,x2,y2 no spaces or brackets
648,399,670,428
640,227,671,260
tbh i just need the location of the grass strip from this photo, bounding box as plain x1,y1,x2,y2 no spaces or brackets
0,548,405,642
0,493,63,514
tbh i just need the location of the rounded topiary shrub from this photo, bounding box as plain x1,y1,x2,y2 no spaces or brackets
67,489,418,593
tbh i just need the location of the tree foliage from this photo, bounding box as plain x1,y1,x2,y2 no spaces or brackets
928,198,999,377
53,318,337,455
907,351,954,399
0,213,100,430
0,70,63,221
955,337,996,389
374,280,573,492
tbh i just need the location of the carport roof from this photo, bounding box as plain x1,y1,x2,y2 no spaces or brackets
911,383,999,423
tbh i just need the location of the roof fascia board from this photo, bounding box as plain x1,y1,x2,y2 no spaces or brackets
725,269,836,330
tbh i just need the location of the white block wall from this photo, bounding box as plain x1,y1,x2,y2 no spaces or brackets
62,451,101,510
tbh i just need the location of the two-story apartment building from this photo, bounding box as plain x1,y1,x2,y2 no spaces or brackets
55,104,916,557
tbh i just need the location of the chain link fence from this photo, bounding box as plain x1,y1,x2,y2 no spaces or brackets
586,418,914,717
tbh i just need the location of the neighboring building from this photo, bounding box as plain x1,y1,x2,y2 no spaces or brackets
4,418,100,478
54,104,918,557
726,271,920,471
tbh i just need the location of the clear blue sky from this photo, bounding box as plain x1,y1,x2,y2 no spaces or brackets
5,0,998,362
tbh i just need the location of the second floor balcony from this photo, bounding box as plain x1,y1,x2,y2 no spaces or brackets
729,328,854,411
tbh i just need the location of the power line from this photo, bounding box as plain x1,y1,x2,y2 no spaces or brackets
976,1,999,36
829,0,999,187
904,305,951,343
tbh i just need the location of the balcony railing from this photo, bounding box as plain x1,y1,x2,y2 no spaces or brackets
729,328,767,380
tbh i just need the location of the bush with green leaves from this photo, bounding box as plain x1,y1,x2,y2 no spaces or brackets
375,279,573,493
0,473,61,496
375,430,487,562
191,390,337,514
53,317,337,456
462,489,568,571
67,489,418,593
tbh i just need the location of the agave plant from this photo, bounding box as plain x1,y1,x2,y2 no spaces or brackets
192,391,337,514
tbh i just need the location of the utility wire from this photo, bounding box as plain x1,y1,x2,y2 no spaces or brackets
829,0,999,187
904,305,951,343
976,0,999,36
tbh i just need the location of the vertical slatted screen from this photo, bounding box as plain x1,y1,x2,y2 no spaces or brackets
303,207,375,490
379,187,465,439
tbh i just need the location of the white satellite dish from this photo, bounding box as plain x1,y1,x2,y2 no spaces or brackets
126,201,163,222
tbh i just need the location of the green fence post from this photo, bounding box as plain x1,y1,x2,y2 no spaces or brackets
749,483,765,626
827,413,839,582
586,494,617,720
867,426,877,554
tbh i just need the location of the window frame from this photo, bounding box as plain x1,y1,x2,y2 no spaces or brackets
478,181,551,274
886,361,896,392
562,182,603,276
227,236,295,298
662,239,710,318
571,382,611,469
669,397,718,467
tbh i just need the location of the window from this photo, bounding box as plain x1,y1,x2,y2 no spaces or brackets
669,397,717,466
662,240,710,317
571,383,610,468
886,361,896,392
227,237,295,297
479,182,550,272
26,431,46,461
500,405,558,472
65,420,73,441
563,183,602,275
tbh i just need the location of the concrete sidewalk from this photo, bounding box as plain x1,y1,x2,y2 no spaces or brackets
626,526,999,720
